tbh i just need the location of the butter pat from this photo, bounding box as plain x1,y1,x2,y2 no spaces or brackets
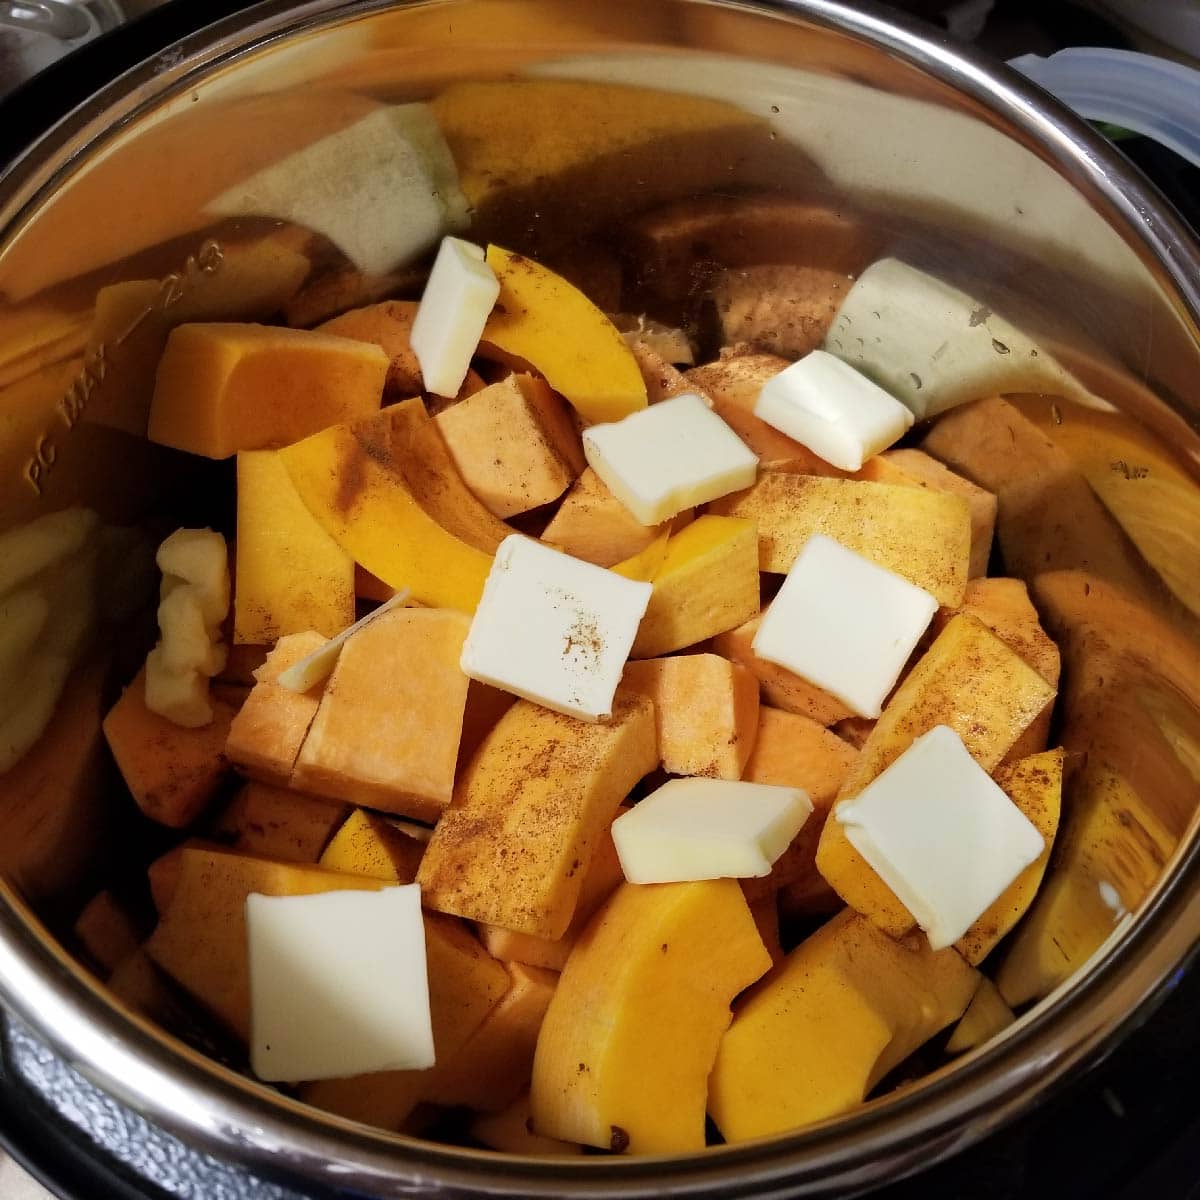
582,392,758,525
411,236,500,397
612,778,812,884
461,535,651,721
246,885,433,1082
754,349,913,471
836,725,1046,950
753,534,936,719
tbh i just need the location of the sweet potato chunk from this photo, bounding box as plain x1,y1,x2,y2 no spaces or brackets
713,473,970,606
425,962,559,1113
816,615,1057,938
145,847,383,1037
631,516,759,658
530,880,770,1153
417,693,655,939
740,707,858,906
860,448,996,579
435,374,585,518
317,300,422,394
709,909,977,1140
103,666,236,828
147,323,387,458
225,632,328,787
628,339,698,404
318,809,426,882
480,812,625,972
711,264,851,358
621,654,759,779
684,349,835,471
712,616,853,726
210,781,347,863
541,468,667,566
292,608,471,821
300,916,508,1128
234,449,354,644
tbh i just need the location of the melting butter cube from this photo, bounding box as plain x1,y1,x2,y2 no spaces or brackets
461,535,651,722
753,349,913,471
753,534,936,719
612,777,812,884
582,392,758,525
246,885,433,1082
836,725,1046,950
411,236,500,397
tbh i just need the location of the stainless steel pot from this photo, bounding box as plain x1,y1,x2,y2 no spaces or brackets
0,2,1198,1196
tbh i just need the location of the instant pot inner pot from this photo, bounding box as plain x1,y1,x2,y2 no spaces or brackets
0,0,1197,1191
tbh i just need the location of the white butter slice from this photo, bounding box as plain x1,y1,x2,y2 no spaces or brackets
823,258,1106,419
612,777,812,884
836,725,1046,950
277,588,411,694
582,392,759,526
208,104,469,278
411,236,500,398
754,349,913,471
753,534,936,719
246,885,434,1083
460,535,651,722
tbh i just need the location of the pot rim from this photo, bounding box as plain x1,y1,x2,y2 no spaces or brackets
1,1,1199,1195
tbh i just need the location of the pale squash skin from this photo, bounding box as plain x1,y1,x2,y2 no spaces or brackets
530,878,771,1154
708,909,978,1141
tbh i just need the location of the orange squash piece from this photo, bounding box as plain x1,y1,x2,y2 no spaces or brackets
418,694,655,939
317,300,423,395
224,632,328,787
300,916,508,1128
530,879,770,1154
424,962,559,1112
318,808,426,882
621,653,759,779
144,847,383,1037
292,608,470,821
210,781,348,863
74,892,142,977
540,467,667,567
147,323,388,458
103,666,236,828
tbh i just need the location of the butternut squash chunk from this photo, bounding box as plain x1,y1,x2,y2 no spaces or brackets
417,694,655,939
318,809,426,882
631,516,759,658
103,666,236,829
816,615,1057,938
424,962,559,1112
945,977,1015,1054
530,879,771,1154
147,323,387,458
292,608,470,822
144,847,383,1038
712,264,851,359
621,653,759,780
480,245,646,424
280,404,494,612
712,473,970,607
955,749,1063,965
300,916,508,1128
859,448,996,579
234,449,354,645
74,892,141,977
435,374,585,518
712,616,853,726
709,909,978,1140
225,632,328,787
471,1093,582,1156
211,781,348,864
